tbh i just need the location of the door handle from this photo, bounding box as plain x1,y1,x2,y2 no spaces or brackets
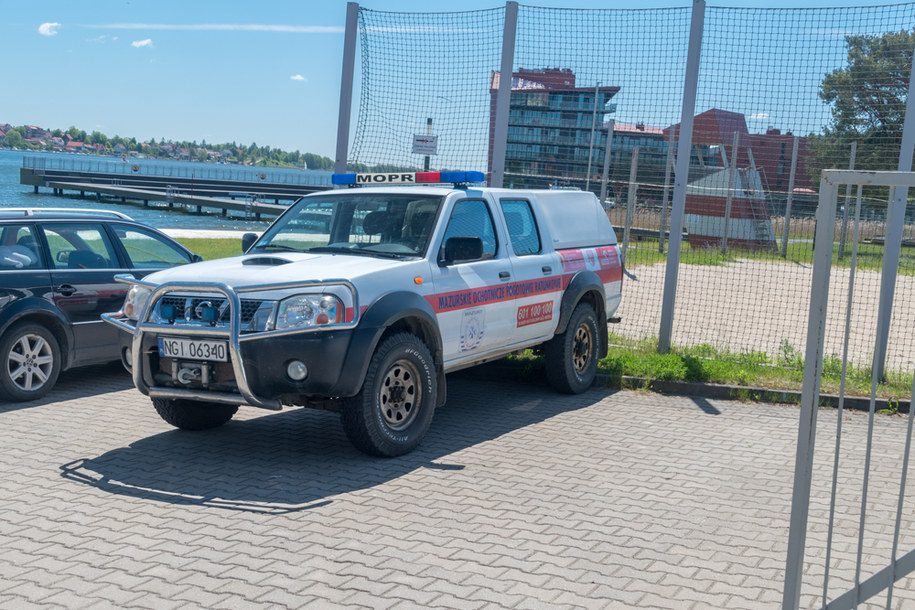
542,266,552,274
499,271,511,280
56,284,77,296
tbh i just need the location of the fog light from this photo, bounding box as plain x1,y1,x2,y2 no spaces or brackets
287,360,308,381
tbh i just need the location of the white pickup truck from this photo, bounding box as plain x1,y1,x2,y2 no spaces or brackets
104,171,622,456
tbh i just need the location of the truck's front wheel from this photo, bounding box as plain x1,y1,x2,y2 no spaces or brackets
152,398,238,430
545,302,600,394
342,333,437,457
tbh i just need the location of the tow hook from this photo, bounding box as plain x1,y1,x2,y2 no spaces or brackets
177,367,201,384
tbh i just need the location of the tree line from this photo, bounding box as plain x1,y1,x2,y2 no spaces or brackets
0,125,335,171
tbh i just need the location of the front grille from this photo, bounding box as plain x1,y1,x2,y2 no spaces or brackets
156,296,264,325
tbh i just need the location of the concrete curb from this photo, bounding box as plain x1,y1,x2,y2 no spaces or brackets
471,362,910,415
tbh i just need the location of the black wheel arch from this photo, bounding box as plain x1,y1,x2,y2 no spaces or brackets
332,291,446,407
556,270,608,360
0,300,73,370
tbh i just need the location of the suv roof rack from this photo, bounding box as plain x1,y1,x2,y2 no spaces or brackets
0,207,134,220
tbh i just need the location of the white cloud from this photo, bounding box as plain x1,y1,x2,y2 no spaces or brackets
38,22,60,36
87,23,343,33
131,39,153,48
749,113,771,121
290,74,306,81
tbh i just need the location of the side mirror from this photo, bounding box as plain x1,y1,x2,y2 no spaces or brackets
191,254,204,263
440,236,484,266
242,232,259,253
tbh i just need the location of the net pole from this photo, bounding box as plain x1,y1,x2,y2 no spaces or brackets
622,146,639,266
874,39,915,380
490,1,519,188
334,2,359,177
659,0,705,354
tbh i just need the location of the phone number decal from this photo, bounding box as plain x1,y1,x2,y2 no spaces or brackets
516,301,554,327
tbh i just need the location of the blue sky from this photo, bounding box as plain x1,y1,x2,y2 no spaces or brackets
0,0,903,158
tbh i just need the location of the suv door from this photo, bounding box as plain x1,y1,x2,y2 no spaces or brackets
499,198,562,345
430,198,514,364
40,222,124,366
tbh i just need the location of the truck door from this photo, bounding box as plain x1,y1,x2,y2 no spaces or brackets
430,198,513,363
498,198,563,345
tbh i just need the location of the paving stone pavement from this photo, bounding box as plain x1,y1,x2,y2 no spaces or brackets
1,362,913,609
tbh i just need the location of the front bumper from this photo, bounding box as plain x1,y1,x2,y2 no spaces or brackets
103,278,360,410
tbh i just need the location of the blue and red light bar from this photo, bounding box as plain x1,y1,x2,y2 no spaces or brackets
331,171,485,186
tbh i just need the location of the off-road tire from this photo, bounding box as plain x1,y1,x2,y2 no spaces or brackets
152,398,238,430
0,322,61,403
545,302,600,394
342,333,437,457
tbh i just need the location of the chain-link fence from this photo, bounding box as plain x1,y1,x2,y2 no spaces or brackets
347,2,915,376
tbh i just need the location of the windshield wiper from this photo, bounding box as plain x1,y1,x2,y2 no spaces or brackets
308,246,411,259
257,244,303,252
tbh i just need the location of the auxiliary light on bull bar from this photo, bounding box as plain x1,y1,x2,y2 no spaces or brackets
331,171,485,187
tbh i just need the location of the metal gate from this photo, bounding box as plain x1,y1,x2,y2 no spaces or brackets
783,170,915,609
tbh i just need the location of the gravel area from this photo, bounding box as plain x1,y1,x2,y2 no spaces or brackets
618,258,915,372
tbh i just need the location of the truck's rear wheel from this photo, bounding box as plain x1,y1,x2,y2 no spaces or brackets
152,398,238,430
545,302,600,394
342,333,437,457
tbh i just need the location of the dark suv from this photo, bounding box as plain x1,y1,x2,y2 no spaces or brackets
0,208,200,402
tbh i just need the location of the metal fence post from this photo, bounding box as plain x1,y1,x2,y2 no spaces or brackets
874,40,915,380
659,126,676,253
838,141,857,259
621,146,639,266
586,82,600,192
490,1,519,189
334,2,360,177
780,136,799,258
782,175,840,610
599,120,615,208
659,0,705,354
722,131,739,254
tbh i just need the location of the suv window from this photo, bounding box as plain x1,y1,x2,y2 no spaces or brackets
442,200,497,260
42,223,118,270
114,225,193,269
0,225,43,269
500,199,541,255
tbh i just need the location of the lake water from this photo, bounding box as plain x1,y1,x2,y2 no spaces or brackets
0,149,331,231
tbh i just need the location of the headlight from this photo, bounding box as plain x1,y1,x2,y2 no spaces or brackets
123,285,152,321
275,294,343,330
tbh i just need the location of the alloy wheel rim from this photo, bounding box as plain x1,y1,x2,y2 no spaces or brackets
572,323,593,374
379,359,421,431
7,333,54,393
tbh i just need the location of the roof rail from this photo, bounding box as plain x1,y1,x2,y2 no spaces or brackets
0,207,135,220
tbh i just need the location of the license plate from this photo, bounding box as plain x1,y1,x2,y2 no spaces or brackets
158,337,228,362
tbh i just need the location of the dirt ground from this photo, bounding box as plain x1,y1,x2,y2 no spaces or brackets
616,258,915,373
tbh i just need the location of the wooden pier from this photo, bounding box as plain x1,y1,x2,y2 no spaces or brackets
21,166,330,220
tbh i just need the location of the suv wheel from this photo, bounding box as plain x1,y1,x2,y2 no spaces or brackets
342,333,437,457
152,398,238,430
545,302,600,394
0,322,61,402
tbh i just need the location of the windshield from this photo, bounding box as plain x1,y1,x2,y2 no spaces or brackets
252,193,443,258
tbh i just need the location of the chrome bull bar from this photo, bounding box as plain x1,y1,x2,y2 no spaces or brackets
102,276,359,411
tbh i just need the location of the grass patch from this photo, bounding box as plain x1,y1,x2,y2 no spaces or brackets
175,237,245,260
511,333,912,400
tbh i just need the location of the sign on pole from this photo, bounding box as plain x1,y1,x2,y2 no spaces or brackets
412,135,438,156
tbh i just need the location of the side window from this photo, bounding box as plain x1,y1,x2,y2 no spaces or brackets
41,223,118,270
500,199,541,256
114,226,192,269
441,200,497,260
0,225,44,269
